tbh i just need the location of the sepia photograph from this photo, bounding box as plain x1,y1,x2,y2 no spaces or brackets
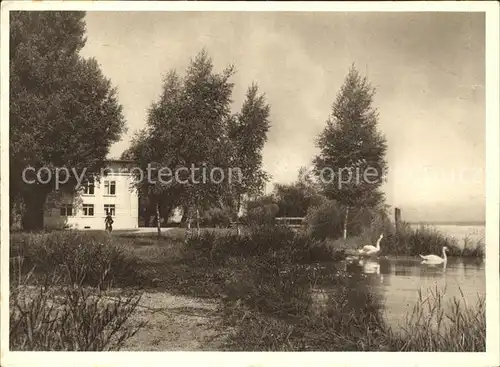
1,2,499,367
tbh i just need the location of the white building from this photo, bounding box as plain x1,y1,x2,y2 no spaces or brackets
44,160,139,230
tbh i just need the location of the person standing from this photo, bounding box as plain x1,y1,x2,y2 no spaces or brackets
105,213,114,233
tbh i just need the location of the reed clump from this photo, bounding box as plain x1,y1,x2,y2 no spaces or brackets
337,222,485,259
385,286,486,352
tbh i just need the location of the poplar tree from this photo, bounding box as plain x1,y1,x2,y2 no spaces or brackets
314,65,387,238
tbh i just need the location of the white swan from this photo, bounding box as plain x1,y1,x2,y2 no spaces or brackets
358,234,384,257
420,246,448,265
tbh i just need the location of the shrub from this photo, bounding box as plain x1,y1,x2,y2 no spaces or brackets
221,265,485,352
247,224,298,253
222,256,314,318
221,263,388,351
304,199,343,240
10,231,142,288
243,195,280,226
185,225,297,259
184,224,345,267
305,239,346,263
184,230,219,254
200,207,232,228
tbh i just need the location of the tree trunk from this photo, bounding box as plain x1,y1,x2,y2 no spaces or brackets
156,201,161,238
343,206,349,239
196,207,200,236
394,207,401,233
21,189,48,231
10,194,24,230
236,194,241,236
148,202,156,227
180,205,189,225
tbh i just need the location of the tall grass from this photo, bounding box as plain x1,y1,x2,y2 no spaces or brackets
336,222,484,258
9,232,146,351
386,286,486,352
386,224,484,258
381,223,456,256
459,235,485,258
10,276,145,350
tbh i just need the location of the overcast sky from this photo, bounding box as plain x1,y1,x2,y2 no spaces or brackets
80,11,485,222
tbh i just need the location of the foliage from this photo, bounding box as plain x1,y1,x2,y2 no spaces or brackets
125,53,272,231
313,65,388,236
222,278,485,351
125,51,239,232
10,260,144,351
10,231,142,288
273,168,325,218
10,227,484,352
200,207,233,228
220,256,388,351
10,12,126,229
344,205,393,237
228,84,272,218
242,195,279,226
304,198,344,240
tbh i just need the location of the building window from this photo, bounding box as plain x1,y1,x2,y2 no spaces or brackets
104,204,116,216
104,180,116,195
82,204,94,216
83,179,95,195
60,204,73,216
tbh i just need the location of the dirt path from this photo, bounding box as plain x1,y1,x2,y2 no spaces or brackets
124,292,229,351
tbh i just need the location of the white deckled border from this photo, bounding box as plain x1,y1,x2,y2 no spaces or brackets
1,2,498,367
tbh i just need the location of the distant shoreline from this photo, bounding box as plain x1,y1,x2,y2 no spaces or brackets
407,221,485,226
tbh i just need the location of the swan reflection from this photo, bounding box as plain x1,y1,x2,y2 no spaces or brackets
358,258,384,282
359,258,380,274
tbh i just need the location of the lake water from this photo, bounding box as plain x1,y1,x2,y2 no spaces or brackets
315,224,486,330
344,256,485,329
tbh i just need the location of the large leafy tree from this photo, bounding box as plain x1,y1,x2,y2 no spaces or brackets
125,51,235,236
314,65,387,238
228,83,271,233
123,72,185,234
10,11,126,230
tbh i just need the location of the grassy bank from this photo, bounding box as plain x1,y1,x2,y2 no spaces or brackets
9,227,485,351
